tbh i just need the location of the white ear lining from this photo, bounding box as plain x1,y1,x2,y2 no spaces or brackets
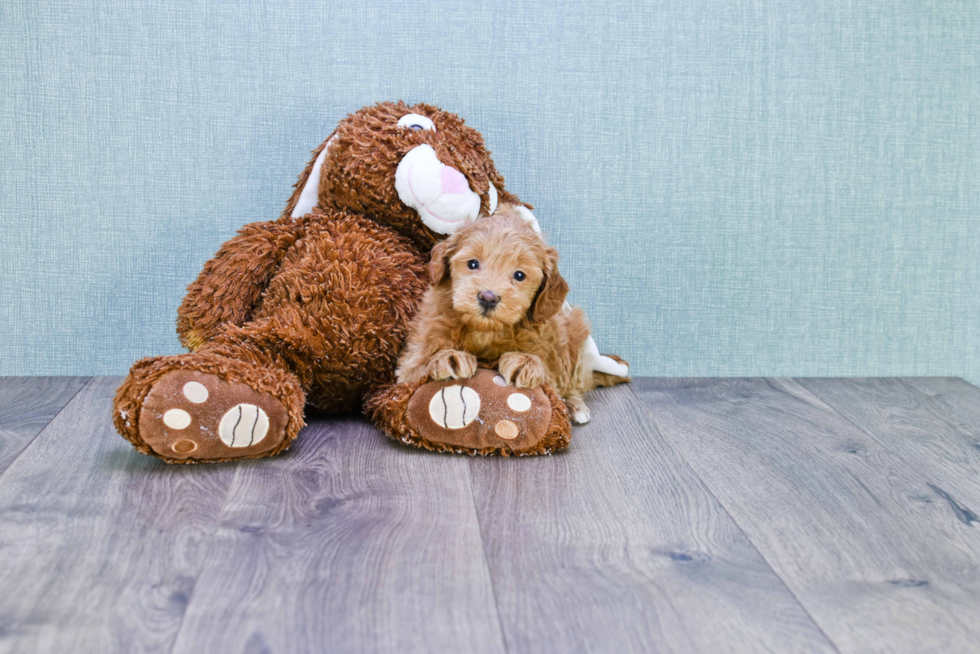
487,182,498,215
515,205,542,233
291,136,335,218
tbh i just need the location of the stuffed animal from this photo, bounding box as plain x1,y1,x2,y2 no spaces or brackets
113,101,627,462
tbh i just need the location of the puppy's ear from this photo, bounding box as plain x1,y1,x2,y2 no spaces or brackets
428,234,460,286
529,247,569,323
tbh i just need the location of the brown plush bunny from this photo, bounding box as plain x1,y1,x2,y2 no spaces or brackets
113,101,595,462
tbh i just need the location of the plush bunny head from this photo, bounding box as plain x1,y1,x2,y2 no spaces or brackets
283,101,527,248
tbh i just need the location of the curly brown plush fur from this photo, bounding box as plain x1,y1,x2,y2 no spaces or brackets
281,101,526,250
114,101,529,462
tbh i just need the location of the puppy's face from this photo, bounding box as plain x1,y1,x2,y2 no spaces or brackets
430,211,569,330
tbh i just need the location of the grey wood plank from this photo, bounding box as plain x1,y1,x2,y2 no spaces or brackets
633,378,980,654
902,376,980,398
170,416,506,654
469,384,837,654
798,377,980,516
0,377,236,654
0,377,89,474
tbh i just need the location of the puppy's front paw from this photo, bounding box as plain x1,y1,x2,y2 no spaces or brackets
427,349,478,381
498,352,547,388
566,396,591,424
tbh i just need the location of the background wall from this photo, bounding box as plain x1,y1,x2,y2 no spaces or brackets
2,0,978,382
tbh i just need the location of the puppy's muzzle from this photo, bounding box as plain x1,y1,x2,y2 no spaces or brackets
478,290,500,312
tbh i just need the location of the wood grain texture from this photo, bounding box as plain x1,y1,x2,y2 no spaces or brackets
5,376,980,653
798,377,980,514
169,416,506,654
633,378,980,654
469,384,836,654
0,377,235,654
0,377,89,474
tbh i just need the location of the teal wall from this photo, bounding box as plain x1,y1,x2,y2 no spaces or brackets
2,0,978,382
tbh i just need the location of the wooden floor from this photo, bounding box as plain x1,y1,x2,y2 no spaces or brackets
1,378,979,653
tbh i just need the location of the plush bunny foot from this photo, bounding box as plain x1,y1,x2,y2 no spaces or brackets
114,352,305,463
366,368,571,456
138,370,293,461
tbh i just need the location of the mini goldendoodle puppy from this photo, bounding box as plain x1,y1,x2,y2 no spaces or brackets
396,205,630,423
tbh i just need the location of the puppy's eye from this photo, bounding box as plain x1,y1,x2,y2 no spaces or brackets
513,271,526,281
467,259,480,270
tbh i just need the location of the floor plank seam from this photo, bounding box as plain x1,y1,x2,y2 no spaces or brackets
463,462,511,654
625,382,844,654
165,464,246,654
0,376,92,485
796,377,980,526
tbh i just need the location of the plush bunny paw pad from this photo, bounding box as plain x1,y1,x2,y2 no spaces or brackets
409,370,550,449
139,370,289,461
369,368,572,456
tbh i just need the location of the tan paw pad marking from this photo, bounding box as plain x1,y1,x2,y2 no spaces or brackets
495,420,519,440
172,439,198,454
219,404,270,448
506,393,532,412
429,385,481,429
163,409,192,430
182,381,209,403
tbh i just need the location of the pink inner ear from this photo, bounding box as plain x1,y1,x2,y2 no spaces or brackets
439,165,470,195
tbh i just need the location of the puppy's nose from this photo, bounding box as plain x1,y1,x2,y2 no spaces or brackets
478,290,500,310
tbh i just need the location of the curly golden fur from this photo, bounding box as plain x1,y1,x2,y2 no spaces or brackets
396,206,626,423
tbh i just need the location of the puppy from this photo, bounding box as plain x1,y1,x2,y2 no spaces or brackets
396,205,629,423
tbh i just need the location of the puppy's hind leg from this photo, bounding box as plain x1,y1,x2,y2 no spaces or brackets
566,394,591,425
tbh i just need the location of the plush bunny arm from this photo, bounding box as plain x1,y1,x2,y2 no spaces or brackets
176,217,302,350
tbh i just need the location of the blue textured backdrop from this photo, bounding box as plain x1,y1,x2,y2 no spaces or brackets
2,0,978,382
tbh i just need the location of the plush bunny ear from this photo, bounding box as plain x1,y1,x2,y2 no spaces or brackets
281,132,336,219
486,181,498,216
